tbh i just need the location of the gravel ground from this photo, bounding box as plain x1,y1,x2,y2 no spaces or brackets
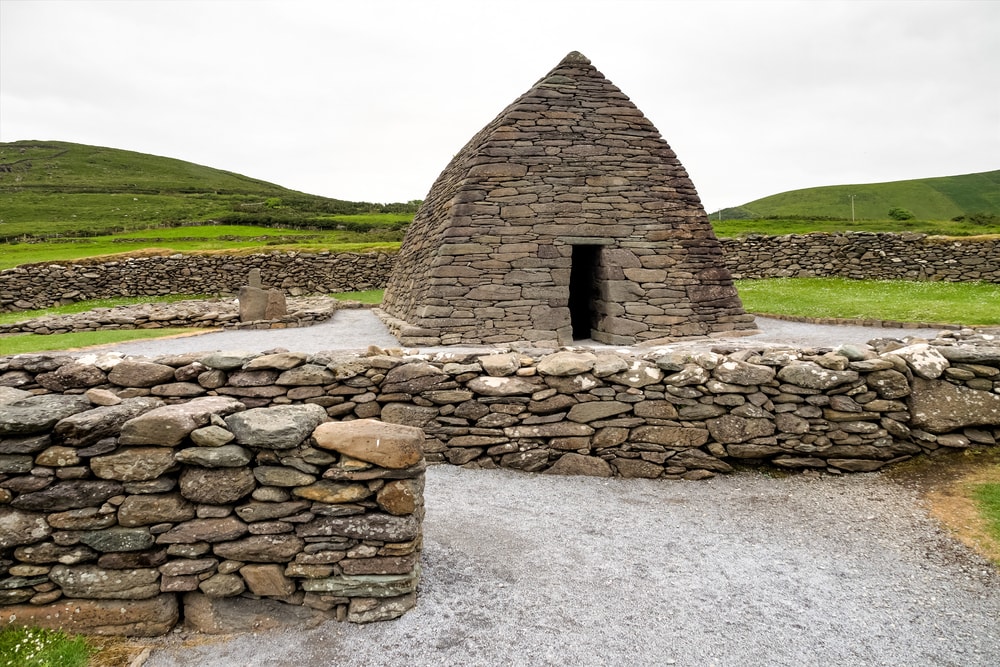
77,311,944,358
68,313,998,665
144,465,1000,666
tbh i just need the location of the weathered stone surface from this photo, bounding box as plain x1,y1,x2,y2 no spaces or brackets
36,362,106,391
613,458,663,478
466,376,538,396
0,595,178,636
297,513,419,541
235,500,310,522
276,364,336,386
610,361,664,388
119,397,245,446
0,433,51,454
175,444,252,468
91,447,176,481
189,425,236,447
867,369,911,399
537,352,597,376
293,480,372,504
49,564,160,599
182,592,331,634
706,415,776,444
712,360,776,386
376,479,420,516
118,493,195,527
505,422,594,438
380,403,439,427
254,465,316,487
672,449,734,472
347,593,417,623
80,527,154,552
179,467,256,504
630,425,709,447
158,517,248,544
244,352,309,370
479,353,522,377
14,542,96,564
313,419,424,469
910,377,1000,433
108,361,177,387
544,452,613,477
198,573,245,597
240,563,295,596
225,403,327,449
212,534,305,562
0,386,31,405
0,394,92,436
53,397,164,448
566,401,631,423
0,507,51,548
776,363,859,390
888,344,949,380
301,571,419,597
11,480,123,512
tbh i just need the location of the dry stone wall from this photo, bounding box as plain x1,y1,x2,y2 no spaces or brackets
721,232,1000,282
0,250,393,313
3,335,1000,632
0,378,425,636
2,233,998,318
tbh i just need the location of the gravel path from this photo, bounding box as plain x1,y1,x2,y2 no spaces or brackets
76,312,944,357
144,466,1000,666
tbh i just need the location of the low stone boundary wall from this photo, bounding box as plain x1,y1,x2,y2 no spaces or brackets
0,296,346,336
0,388,425,636
2,335,999,635
2,233,999,314
720,232,1000,282
0,250,394,313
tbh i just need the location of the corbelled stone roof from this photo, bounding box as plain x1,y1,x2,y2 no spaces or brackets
380,51,755,346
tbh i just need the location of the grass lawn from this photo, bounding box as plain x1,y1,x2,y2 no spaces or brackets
975,481,1000,548
0,626,92,667
331,289,384,304
0,224,402,270
736,278,1000,325
0,328,206,354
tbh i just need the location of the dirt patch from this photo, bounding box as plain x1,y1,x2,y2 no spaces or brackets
886,447,1000,565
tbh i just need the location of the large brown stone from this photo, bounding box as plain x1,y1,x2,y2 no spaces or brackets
108,361,177,387
544,453,613,477
212,534,305,562
91,447,176,481
182,592,331,634
158,517,248,544
312,419,423,469
376,479,421,516
118,493,195,526
0,595,178,636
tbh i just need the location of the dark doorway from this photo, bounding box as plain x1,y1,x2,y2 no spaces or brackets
569,245,599,340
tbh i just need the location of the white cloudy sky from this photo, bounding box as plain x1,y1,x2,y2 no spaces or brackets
1,0,998,212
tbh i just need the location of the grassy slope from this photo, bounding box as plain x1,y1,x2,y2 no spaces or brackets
0,140,415,241
717,169,1000,221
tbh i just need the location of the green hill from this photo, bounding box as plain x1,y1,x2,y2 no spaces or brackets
717,170,1000,222
0,140,417,241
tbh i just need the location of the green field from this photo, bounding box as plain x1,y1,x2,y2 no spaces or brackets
736,278,1000,325
0,140,417,242
713,169,1000,224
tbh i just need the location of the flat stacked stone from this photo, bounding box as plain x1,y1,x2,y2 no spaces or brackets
381,50,755,346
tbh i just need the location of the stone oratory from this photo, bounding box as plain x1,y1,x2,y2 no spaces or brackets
380,51,756,347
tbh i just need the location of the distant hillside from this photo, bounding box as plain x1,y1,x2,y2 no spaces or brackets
716,170,1000,221
0,141,417,240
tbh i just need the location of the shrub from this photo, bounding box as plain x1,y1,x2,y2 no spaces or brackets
888,207,915,221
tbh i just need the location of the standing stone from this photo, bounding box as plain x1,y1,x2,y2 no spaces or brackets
264,289,287,320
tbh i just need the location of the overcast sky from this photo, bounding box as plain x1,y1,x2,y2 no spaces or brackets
2,0,997,212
